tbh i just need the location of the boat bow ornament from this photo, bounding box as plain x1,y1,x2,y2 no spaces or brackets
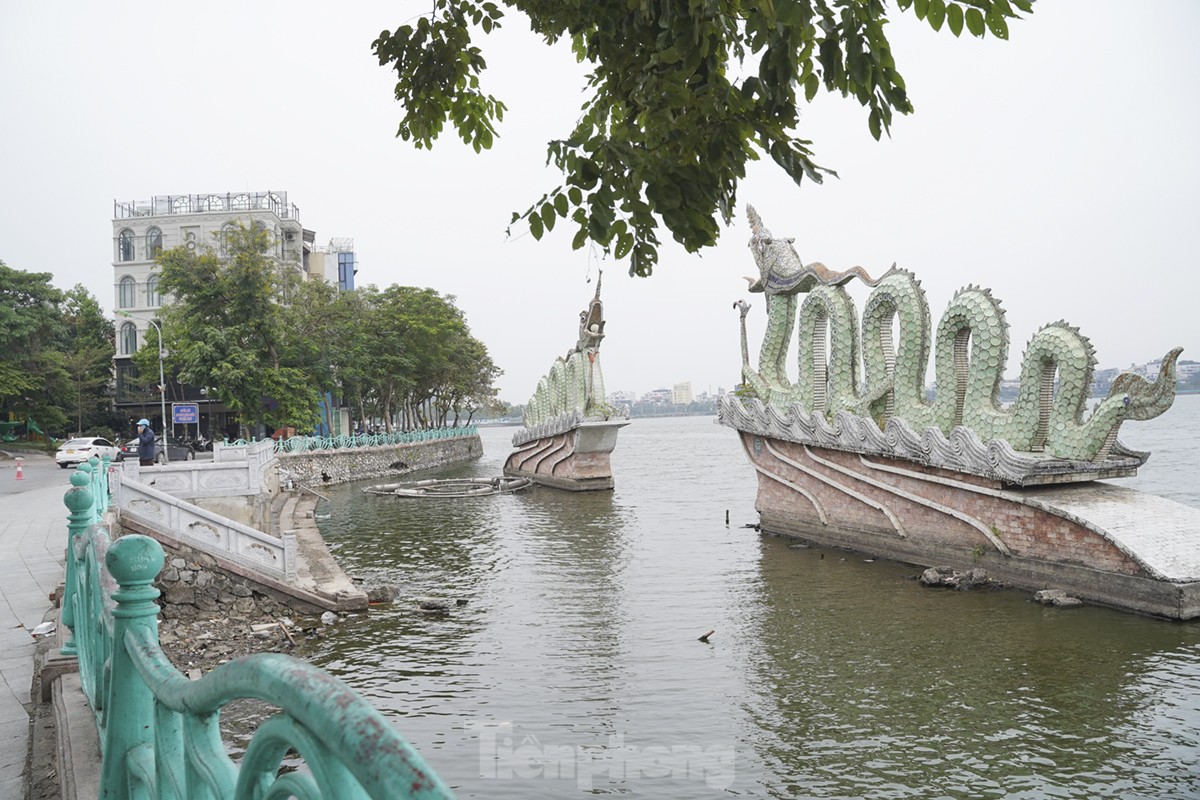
727,206,1181,476
506,275,628,490
513,274,621,447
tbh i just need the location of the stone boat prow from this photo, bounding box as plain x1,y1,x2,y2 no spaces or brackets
504,275,628,491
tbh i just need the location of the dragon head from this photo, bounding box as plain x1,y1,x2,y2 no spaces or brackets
744,205,801,293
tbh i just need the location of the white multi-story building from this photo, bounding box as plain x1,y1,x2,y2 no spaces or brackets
642,388,673,406
110,191,353,436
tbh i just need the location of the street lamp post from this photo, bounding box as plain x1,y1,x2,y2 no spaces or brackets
116,310,169,464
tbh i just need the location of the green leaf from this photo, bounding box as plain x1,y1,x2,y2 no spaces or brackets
614,232,634,260
578,158,600,189
571,226,589,250
803,73,819,102
986,11,1009,39
965,7,985,37
868,108,882,141
529,212,544,240
946,4,964,36
587,212,609,243
913,0,928,20
554,193,568,216
926,0,946,32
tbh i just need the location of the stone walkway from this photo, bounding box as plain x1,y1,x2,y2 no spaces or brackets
0,453,69,800
1024,481,1200,581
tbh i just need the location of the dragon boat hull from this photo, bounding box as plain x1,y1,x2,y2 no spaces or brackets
734,429,1200,619
504,420,629,491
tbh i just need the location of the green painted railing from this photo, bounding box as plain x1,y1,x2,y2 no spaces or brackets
223,426,478,453
61,464,456,799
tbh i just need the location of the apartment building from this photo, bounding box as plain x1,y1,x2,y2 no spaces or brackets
110,190,354,437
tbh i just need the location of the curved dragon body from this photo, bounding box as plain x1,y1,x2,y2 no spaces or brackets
795,286,862,416
736,212,1181,462
860,269,932,427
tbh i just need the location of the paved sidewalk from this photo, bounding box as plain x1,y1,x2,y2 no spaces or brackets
0,453,70,800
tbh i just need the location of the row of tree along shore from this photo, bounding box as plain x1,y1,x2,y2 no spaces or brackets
1,225,505,446
141,223,501,438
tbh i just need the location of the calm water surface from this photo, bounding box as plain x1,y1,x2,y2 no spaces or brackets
309,395,1200,798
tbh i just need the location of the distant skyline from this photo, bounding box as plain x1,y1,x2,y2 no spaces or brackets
2,2,1197,404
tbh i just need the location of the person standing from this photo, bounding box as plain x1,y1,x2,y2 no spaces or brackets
136,418,156,467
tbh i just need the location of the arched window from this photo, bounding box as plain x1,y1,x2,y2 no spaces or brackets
119,322,138,355
118,276,136,308
145,274,161,307
220,222,238,257
146,227,163,259
118,229,135,262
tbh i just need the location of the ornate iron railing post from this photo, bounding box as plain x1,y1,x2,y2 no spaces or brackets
62,483,455,797
94,454,112,518
60,469,93,657
100,535,166,799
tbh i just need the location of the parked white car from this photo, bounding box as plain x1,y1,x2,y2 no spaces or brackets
55,437,121,468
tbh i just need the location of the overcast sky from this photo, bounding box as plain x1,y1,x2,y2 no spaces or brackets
2,2,1197,403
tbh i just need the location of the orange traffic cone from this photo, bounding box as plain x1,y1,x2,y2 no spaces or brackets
14,457,23,480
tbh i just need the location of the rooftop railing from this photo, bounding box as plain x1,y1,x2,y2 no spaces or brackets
114,191,300,223
60,458,455,799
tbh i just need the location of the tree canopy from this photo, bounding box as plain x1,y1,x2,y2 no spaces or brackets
150,223,319,437
149,223,502,435
374,0,1033,277
0,261,115,437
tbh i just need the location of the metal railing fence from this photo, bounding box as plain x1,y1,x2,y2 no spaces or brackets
223,426,478,454
59,462,455,799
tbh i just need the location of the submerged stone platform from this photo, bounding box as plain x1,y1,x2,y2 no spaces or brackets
737,431,1200,619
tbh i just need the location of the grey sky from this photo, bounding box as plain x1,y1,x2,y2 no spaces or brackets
2,2,1197,403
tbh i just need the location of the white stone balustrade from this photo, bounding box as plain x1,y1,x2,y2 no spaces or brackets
113,438,290,579
112,473,295,580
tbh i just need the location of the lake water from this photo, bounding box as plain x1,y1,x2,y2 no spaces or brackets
309,394,1200,799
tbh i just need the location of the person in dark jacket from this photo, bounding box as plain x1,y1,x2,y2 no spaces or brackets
136,418,156,466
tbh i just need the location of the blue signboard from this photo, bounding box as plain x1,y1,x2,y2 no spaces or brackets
172,403,199,424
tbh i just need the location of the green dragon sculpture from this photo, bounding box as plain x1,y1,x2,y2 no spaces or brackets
737,209,1181,462
522,274,611,429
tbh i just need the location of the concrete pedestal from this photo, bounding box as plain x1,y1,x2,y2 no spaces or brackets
505,420,629,491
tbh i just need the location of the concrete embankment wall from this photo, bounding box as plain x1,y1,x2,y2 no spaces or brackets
275,434,483,486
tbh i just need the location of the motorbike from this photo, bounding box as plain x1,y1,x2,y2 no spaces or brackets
184,434,213,452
